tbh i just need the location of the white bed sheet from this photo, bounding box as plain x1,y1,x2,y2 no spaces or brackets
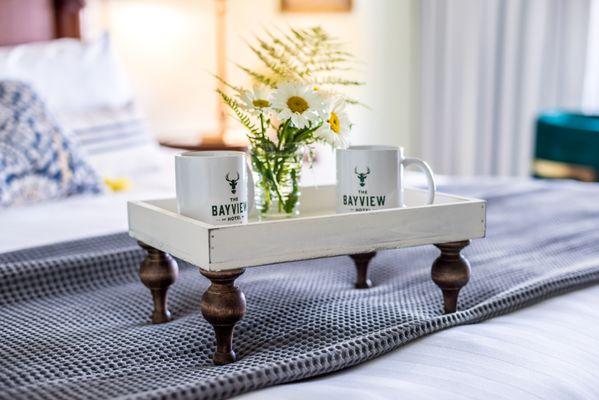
238,284,599,399
1,151,597,400
0,150,177,253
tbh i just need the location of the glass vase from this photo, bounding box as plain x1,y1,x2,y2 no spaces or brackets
252,148,304,219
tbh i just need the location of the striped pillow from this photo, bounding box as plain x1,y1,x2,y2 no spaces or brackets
56,104,162,177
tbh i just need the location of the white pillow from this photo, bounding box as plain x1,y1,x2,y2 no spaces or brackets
56,104,163,178
0,34,133,112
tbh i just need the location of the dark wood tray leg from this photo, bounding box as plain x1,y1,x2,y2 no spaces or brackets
431,240,471,314
349,252,377,289
200,268,246,365
138,242,179,324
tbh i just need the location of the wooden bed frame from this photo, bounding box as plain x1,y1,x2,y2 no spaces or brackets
0,0,84,46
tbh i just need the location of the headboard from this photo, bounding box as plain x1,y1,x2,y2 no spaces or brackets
0,0,85,46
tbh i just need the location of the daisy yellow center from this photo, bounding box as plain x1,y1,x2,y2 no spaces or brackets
287,96,309,114
252,99,270,108
328,112,341,134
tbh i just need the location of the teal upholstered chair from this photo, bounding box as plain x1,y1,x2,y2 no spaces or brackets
533,112,599,182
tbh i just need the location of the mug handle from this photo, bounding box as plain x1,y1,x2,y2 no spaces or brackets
401,158,436,205
246,162,255,212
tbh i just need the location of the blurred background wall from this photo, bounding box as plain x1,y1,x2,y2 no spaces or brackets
81,0,599,177
82,0,418,153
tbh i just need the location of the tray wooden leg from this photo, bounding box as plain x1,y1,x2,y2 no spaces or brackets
431,240,471,314
138,242,179,324
350,252,377,289
200,268,246,365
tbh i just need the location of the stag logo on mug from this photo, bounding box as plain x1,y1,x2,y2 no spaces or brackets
225,171,240,194
354,166,370,187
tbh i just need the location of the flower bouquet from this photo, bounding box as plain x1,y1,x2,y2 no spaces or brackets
217,26,363,218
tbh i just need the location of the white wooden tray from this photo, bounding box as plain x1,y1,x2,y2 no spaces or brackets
129,185,486,364
128,185,486,271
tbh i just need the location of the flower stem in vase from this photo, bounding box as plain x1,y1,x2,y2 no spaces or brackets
252,148,303,219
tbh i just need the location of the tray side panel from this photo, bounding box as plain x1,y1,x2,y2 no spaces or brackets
297,185,476,214
208,201,486,270
128,201,210,267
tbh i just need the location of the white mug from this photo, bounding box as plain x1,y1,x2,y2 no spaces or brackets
336,145,436,213
175,151,252,224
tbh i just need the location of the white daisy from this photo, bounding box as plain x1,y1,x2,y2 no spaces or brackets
239,84,272,114
271,83,324,129
316,97,351,148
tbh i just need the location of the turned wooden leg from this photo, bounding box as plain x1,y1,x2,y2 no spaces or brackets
138,242,179,324
200,268,246,365
349,252,376,289
431,240,471,314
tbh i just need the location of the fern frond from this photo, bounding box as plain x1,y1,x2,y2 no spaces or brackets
212,74,244,94
255,37,305,78
314,77,365,86
234,64,278,87
216,89,260,136
345,98,372,110
309,65,355,73
218,23,366,128
264,28,309,65
290,27,308,43
276,27,313,58
247,43,291,79
311,55,354,65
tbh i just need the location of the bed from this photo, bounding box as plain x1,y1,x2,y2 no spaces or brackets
3,166,599,399
1,2,599,400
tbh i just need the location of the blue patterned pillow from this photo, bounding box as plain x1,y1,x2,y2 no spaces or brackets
0,81,103,207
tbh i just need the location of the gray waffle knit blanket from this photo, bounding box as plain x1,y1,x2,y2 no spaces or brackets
1,180,599,400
